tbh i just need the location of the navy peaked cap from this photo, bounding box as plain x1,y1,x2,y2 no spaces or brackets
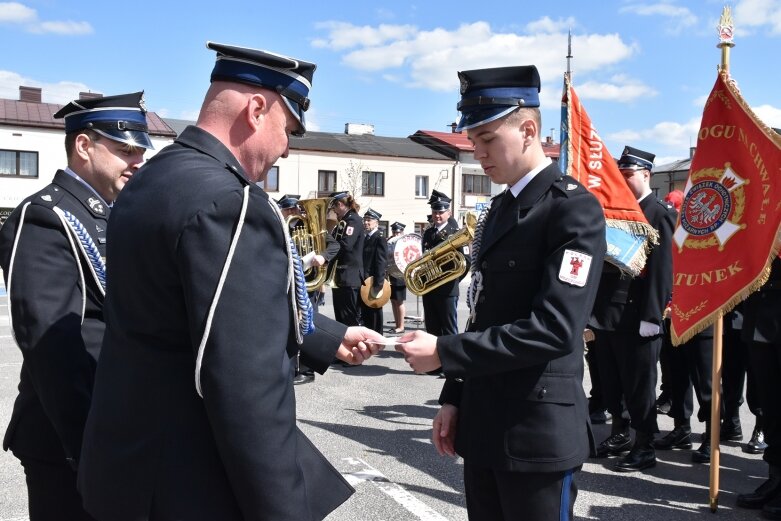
328,191,350,202
364,208,382,220
276,194,301,209
455,65,541,131
207,41,316,136
391,221,405,232
54,91,152,149
618,146,655,171
428,189,451,210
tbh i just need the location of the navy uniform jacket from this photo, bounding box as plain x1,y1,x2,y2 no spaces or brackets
363,230,388,292
421,217,463,298
0,171,109,467
437,163,606,473
78,126,352,521
330,209,365,288
589,195,676,332
743,257,781,344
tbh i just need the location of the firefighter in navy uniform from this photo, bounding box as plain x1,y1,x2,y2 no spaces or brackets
590,146,676,472
329,191,365,327
388,221,408,333
421,190,464,337
0,92,151,521
359,208,388,335
397,65,606,521
77,43,383,521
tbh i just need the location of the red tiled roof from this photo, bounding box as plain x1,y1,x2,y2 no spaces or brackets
0,98,176,137
412,129,561,158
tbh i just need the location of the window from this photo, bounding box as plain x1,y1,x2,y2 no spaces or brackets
257,166,279,192
318,170,337,197
415,176,429,197
0,149,38,178
362,171,384,196
414,222,428,235
463,173,491,195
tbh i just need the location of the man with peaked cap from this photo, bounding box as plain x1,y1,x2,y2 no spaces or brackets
388,221,409,333
0,92,151,521
396,65,605,520
590,145,675,472
421,189,464,339
328,190,365,329
77,42,384,521
360,208,388,334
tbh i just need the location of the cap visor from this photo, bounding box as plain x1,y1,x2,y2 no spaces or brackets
282,97,306,136
456,106,518,132
94,129,154,149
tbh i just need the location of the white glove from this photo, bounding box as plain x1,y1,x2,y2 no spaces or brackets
301,251,316,270
639,320,661,337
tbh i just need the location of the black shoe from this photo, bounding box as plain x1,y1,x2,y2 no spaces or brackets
720,418,743,442
653,425,692,450
655,395,672,415
745,427,768,454
293,373,314,385
691,441,711,463
589,410,612,425
595,433,632,458
615,436,656,472
737,468,781,509
763,494,781,519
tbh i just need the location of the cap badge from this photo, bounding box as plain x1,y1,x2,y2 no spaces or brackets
138,94,147,113
459,73,469,95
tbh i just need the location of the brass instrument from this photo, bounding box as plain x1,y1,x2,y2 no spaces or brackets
287,197,331,291
405,212,476,296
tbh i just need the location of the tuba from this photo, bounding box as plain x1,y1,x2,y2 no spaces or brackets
405,212,476,296
287,197,331,291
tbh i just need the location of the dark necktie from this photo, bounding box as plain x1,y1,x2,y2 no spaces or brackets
483,190,515,242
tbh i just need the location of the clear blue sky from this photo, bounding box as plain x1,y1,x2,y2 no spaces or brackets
1,0,779,165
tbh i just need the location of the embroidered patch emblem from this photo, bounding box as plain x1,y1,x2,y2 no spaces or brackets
87,197,105,216
40,194,52,202
566,183,577,191
558,249,592,287
346,226,354,236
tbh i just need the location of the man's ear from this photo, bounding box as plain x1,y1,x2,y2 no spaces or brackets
246,93,267,129
73,133,92,161
521,117,537,143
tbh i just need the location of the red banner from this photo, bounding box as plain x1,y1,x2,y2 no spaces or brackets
561,75,656,275
671,72,781,344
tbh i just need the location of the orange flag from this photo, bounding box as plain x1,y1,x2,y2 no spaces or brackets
671,71,781,344
560,73,657,275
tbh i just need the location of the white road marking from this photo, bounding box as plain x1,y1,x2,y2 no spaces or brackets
342,457,449,521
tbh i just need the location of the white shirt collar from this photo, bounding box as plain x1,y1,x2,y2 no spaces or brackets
63,167,112,207
507,157,553,198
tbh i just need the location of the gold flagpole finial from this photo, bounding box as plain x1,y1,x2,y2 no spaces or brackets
717,5,735,73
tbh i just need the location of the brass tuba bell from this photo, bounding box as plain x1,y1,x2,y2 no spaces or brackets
404,212,476,296
286,197,331,292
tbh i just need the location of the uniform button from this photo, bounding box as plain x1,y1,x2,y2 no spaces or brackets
481,261,488,269
508,260,516,268
455,378,464,383
538,387,547,399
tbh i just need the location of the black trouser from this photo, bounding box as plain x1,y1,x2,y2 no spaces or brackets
20,457,96,521
463,461,577,521
668,330,715,425
723,323,763,419
594,329,660,434
749,341,781,466
659,319,674,400
332,287,360,326
359,302,383,335
422,294,458,336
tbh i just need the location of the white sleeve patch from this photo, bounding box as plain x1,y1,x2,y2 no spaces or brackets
346,226,354,236
558,249,592,287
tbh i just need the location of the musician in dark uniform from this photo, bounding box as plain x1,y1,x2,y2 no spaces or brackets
421,190,463,336
388,221,408,333
397,65,606,521
0,92,151,521
277,194,340,384
737,257,781,517
77,43,383,521
329,191,365,327
359,208,388,335
590,146,676,472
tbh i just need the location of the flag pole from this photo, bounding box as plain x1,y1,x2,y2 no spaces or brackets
709,6,734,513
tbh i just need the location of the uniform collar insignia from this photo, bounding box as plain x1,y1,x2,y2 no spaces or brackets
87,196,106,216
41,194,52,202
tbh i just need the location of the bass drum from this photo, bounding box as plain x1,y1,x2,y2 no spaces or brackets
386,233,423,279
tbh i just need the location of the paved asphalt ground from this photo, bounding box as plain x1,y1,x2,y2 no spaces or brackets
0,276,773,520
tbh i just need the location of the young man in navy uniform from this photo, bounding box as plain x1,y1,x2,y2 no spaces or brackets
590,146,675,472
0,92,151,521
397,65,606,520
77,42,384,521
360,208,388,334
329,191,365,327
388,221,409,333
421,190,463,337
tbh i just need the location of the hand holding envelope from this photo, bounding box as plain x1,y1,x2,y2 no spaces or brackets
393,330,441,374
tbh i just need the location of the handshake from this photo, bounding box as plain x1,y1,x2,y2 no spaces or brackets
339,328,441,373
